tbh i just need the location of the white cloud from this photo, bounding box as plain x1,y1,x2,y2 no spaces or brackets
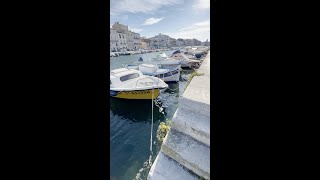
110,0,183,16
180,19,210,31
194,20,210,26
130,28,143,33
169,19,210,41
110,14,128,23
142,17,164,25
193,0,210,9
121,15,128,20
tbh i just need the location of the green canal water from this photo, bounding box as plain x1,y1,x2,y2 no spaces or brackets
110,51,194,180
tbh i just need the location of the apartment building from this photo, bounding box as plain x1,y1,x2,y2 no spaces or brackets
110,28,118,51
110,22,141,51
149,33,172,48
140,38,150,49
148,34,203,48
132,32,141,50
193,38,202,46
202,39,210,46
176,38,185,47
169,37,177,47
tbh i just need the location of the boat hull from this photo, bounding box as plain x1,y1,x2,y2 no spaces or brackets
180,61,190,68
110,89,161,99
160,64,181,69
147,61,181,69
126,64,181,82
156,68,180,82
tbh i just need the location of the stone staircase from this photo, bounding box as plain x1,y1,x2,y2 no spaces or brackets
148,52,210,180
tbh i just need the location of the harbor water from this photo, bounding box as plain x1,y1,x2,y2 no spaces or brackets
110,51,195,180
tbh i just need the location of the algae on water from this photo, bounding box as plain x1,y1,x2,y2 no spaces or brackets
188,71,205,81
156,120,172,142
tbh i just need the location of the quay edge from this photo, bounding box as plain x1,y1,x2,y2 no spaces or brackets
148,51,211,180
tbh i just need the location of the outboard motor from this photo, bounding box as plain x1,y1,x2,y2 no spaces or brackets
195,53,202,59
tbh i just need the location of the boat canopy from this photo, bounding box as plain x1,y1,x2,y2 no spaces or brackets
158,53,167,58
139,64,159,74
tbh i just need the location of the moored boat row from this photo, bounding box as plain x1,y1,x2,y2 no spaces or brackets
110,48,173,57
110,48,208,100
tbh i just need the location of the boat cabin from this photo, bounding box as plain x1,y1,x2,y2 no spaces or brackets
110,68,143,87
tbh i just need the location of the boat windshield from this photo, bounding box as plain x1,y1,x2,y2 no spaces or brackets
120,73,140,82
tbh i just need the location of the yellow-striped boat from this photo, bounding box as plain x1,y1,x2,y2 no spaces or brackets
110,68,168,100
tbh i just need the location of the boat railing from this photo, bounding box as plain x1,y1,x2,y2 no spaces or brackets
134,76,162,89
111,76,162,92
110,68,131,76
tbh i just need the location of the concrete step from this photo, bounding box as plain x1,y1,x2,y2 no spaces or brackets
147,151,199,180
171,108,210,147
161,129,210,179
180,76,210,117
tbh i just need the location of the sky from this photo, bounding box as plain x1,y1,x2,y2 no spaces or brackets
110,0,210,42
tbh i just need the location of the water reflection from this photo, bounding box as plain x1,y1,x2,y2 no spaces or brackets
110,98,165,122
165,82,180,94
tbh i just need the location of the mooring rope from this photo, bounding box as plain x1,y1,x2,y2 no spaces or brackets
134,80,159,180
148,81,156,167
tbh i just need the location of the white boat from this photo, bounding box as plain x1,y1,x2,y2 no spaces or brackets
150,51,201,68
110,68,168,100
110,52,118,57
170,50,202,68
158,52,167,58
150,52,167,61
125,64,180,82
135,55,182,69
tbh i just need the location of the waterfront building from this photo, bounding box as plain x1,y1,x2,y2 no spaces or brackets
147,34,203,48
169,37,177,47
148,37,159,49
112,22,128,32
110,28,119,52
202,39,210,46
141,38,150,49
193,38,202,46
110,22,206,51
110,22,141,51
184,39,194,46
117,32,127,51
176,38,185,47
125,31,134,50
133,32,141,50
148,33,172,49
110,28,127,51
